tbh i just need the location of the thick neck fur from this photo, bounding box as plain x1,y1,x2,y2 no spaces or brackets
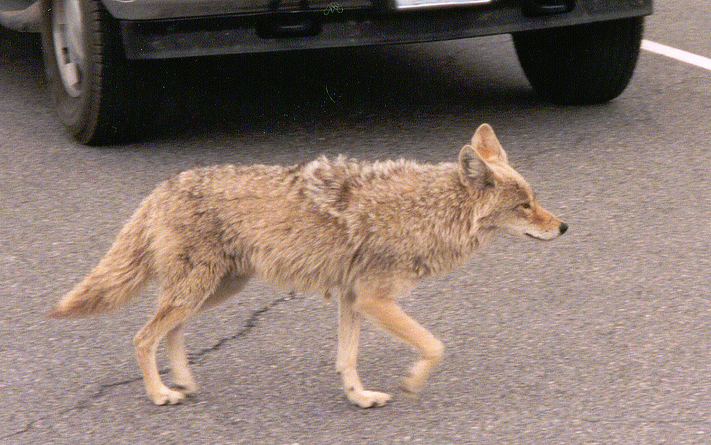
302,156,496,279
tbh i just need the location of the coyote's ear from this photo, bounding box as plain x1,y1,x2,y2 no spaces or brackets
471,123,508,165
459,144,495,189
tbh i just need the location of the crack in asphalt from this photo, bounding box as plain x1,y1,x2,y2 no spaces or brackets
1,292,297,441
188,291,297,364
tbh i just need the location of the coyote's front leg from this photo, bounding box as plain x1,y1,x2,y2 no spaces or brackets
354,289,444,396
336,292,392,408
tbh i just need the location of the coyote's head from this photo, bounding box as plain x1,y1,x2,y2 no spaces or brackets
459,124,568,241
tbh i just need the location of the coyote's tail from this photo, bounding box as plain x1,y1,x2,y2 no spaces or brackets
50,199,153,318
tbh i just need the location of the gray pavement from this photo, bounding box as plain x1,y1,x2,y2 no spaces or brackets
1,1,711,443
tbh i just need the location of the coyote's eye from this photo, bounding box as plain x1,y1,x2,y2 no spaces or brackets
519,203,531,210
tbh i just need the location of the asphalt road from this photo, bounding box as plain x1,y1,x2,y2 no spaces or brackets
1,1,710,443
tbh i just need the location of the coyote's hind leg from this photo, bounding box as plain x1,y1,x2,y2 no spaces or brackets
165,323,197,394
163,274,250,394
134,264,226,405
134,303,194,405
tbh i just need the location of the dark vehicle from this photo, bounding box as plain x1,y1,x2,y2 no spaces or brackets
1,0,652,144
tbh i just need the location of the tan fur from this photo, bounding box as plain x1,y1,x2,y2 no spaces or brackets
51,124,567,408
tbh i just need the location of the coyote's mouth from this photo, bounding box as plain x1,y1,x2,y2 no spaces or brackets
525,233,548,241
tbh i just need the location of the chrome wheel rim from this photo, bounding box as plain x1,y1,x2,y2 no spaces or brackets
52,0,85,98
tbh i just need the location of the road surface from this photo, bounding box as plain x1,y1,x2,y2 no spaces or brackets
1,1,710,443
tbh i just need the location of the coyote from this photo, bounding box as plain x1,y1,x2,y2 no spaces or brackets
52,124,567,408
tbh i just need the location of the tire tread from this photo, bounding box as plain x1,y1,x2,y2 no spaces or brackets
513,18,644,105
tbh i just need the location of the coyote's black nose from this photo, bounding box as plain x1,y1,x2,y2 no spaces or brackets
559,223,568,235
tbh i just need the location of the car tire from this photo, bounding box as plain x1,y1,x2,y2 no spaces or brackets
39,0,157,145
512,17,644,105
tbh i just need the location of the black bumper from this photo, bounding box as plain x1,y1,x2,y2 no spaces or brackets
120,0,653,60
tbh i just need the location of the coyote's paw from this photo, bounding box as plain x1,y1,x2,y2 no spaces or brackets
149,385,186,406
171,374,198,396
174,381,198,396
347,389,392,408
399,375,424,394
399,358,435,394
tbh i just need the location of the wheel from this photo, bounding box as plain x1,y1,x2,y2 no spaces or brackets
39,0,157,145
512,17,644,105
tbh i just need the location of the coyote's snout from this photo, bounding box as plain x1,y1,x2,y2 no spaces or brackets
52,124,566,408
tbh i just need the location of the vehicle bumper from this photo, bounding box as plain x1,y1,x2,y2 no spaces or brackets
117,0,653,60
